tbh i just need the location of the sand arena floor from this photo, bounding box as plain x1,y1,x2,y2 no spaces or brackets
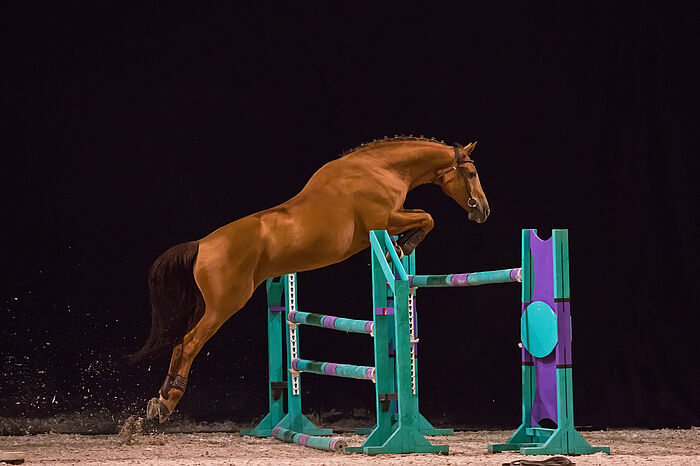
1,427,698,465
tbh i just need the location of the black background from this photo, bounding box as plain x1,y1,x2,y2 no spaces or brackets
2,3,698,431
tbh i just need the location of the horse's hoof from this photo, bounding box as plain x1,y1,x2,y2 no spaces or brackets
146,397,160,420
146,397,172,423
385,244,404,263
146,397,173,423
140,415,161,434
158,401,172,423
396,246,405,259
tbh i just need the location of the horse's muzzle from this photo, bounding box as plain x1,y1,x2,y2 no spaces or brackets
469,202,490,223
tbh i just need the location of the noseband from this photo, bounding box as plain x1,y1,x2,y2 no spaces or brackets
435,146,478,208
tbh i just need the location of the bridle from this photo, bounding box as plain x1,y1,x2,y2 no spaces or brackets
434,145,479,208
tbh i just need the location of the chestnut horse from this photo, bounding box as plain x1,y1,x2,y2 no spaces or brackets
131,137,489,422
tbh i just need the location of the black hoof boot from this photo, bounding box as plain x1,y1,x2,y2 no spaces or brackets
396,228,426,257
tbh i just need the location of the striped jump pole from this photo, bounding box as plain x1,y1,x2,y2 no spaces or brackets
408,267,522,288
272,427,347,453
288,311,374,335
291,358,376,381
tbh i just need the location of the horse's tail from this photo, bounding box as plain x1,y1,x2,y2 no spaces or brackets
129,241,205,364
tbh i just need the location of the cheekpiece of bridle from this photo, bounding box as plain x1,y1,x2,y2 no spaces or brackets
441,145,477,208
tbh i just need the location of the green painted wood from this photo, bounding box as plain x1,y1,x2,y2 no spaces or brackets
241,277,286,437
243,275,331,437
415,413,454,436
370,232,396,292
357,234,449,454
394,280,414,427
517,426,610,455
362,240,396,449
356,277,448,454
284,274,302,431
379,230,408,280
552,229,570,300
403,248,452,437
281,273,332,436
556,367,574,429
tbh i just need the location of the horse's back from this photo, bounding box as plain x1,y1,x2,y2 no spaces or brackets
192,152,405,308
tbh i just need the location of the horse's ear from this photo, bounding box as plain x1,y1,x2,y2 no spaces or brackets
465,141,477,156
457,141,477,162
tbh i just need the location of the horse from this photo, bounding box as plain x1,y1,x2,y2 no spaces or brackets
130,136,490,422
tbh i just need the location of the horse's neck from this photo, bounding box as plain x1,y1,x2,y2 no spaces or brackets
376,143,455,190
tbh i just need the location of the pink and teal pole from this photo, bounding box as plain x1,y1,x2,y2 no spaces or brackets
288,311,373,335
291,358,375,381
272,427,347,452
408,268,521,288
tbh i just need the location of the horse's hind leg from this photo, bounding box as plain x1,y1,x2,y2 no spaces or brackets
148,217,262,422
146,344,183,421
150,280,255,422
146,309,227,422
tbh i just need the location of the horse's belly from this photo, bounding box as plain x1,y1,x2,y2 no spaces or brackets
258,207,359,275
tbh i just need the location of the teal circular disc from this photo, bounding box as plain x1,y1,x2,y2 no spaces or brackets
521,301,558,358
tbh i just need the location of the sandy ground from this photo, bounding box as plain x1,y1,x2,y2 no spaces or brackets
1,427,698,465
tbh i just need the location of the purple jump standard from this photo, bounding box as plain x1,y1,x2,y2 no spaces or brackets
487,229,609,456
408,267,522,288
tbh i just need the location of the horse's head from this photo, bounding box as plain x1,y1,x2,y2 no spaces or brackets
436,142,490,223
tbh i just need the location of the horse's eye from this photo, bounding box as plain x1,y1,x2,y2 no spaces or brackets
468,172,477,179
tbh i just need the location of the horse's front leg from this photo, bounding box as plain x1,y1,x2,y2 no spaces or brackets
387,209,434,256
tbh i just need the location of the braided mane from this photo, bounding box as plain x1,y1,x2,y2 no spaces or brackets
340,135,451,157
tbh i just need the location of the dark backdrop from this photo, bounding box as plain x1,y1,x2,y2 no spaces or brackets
2,3,698,431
